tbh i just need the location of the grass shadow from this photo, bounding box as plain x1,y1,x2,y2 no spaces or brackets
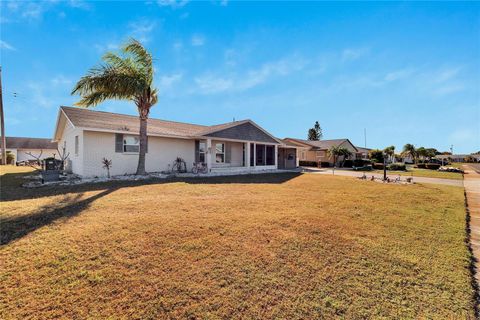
1,172,301,203
1,187,118,245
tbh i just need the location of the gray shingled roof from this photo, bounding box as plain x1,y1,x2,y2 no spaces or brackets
62,106,208,137
4,137,57,150
285,138,358,151
59,106,279,143
355,146,372,153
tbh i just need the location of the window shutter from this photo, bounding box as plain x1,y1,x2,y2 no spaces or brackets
115,134,123,153
194,140,200,162
225,142,231,163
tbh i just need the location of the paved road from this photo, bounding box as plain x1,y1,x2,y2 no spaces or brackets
302,167,464,187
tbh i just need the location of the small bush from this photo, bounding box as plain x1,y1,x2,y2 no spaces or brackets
416,163,426,169
320,162,331,168
425,163,441,170
388,163,406,171
373,163,384,170
299,161,318,167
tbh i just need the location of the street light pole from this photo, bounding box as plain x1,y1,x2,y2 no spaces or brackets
0,67,6,165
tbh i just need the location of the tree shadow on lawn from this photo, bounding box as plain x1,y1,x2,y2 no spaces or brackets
0,172,301,245
1,187,119,245
0,172,301,202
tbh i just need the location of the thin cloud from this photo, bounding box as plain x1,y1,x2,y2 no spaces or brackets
194,56,309,94
384,68,415,82
191,34,205,46
0,40,16,51
158,73,183,90
128,19,158,43
195,76,233,94
157,0,189,8
341,47,369,61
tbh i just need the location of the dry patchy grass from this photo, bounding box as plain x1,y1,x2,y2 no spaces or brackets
372,167,463,180
0,166,474,319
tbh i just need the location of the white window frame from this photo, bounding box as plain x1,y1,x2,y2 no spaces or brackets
74,135,79,156
123,135,140,153
301,151,306,160
199,141,206,163
215,143,225,163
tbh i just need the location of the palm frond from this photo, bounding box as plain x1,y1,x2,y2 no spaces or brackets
123,38,153,82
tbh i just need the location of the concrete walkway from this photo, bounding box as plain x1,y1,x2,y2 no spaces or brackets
303,167,464,187
464,164,480,291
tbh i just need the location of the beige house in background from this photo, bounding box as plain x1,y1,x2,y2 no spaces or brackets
53,106,299,177
283,138,360,166
2,137,57,164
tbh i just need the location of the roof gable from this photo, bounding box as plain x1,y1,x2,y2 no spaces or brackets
283,138,358,152
204,121,280,144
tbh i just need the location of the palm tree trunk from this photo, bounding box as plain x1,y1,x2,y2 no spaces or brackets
136,113,148,175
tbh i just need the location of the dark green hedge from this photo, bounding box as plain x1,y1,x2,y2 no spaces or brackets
299,161,319,167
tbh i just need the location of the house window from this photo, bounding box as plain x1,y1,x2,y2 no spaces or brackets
199,142,206,162
215,143,225,163
301,151,306,160
316,151,324,158
74,136,79,156
123,135,140,153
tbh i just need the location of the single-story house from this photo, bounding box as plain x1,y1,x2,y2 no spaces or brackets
435,154,480,163
354,146,371,160
2,136,57,164
282,138,359,166
53,106,299,177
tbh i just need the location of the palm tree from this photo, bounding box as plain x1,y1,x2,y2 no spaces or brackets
72,39,157,175
339,147,352,167
383,145,395,163
327,146,340,167
416,147,427,162
402,143,417,164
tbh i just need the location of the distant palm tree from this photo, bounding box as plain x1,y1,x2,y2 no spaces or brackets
383,145,395,163
72,39,157,175
402,143,417,164
416,147,427,162
328,146,352,167
327,146,341,167
339,147,353,167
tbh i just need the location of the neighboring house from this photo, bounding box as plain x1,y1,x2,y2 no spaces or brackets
355,146,371,160
436,154,480,163
2,136,57,164
53,106,299,177
283,138,359,166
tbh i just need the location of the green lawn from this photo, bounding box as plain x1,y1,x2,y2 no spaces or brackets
0,166,474,319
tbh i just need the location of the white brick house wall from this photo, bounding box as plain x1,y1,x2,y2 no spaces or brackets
82,130,195,177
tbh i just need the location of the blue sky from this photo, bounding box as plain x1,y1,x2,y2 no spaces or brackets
1,1,479,153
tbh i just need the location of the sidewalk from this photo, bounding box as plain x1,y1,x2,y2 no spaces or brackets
464,165,480,289
302,167,464,187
